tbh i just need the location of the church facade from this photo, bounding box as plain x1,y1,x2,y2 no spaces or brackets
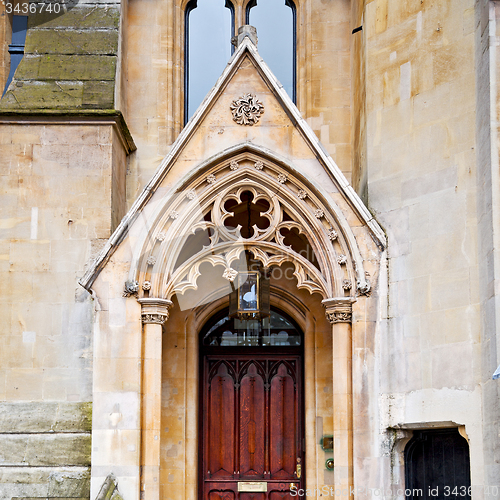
0,1,498,499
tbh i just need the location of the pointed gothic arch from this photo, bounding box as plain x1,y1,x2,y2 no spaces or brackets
125,144,372,305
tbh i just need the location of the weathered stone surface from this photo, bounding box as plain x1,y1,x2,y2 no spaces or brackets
25,30,119,56
0,466,90,500
0,82,84,109
0,81,116,110
82,81,115,109
15,55,117,81
0,402,91,433
29,7,120,30
0,434,91,466
95,473,120,500
1,4,120,112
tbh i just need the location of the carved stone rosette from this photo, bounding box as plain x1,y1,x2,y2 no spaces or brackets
230,94,264,125
322,298,355,324
137,298,173,325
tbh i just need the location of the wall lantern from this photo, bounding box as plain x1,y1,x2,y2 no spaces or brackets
229,259,270,321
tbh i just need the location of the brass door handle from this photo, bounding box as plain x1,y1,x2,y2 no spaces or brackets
296,461,301,479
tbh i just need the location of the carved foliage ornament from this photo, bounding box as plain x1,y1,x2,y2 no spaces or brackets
230,94,264,126
326,311,352,324
141,313,169,325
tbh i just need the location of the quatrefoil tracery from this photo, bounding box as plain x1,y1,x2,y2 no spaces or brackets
214,186,279,242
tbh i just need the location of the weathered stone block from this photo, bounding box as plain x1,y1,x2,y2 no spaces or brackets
0,434,91,466
0,466,90,500
25,30,119,56
16,55,117,81
82,81,115,109
0,82,84,110
29,7,120,30
0,402,92,433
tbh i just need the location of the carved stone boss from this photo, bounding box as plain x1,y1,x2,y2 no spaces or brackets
230,93,264,125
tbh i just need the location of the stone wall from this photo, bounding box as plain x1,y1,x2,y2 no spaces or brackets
0,121,131,499
475,0,500,488
0,402,91,500
357,0,490,491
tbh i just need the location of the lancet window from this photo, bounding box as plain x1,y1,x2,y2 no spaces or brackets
246,0,296,102
185,0,235,122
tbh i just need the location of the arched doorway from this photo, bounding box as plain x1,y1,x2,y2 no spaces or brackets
199,307,304,500
404,428,471,500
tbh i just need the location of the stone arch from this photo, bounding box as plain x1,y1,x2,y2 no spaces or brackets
127,143,372,303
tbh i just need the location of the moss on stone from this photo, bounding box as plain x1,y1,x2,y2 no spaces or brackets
15,54,117,81
29,6,120,30
0,81,84,109
25,30,119,56
1,5,120,112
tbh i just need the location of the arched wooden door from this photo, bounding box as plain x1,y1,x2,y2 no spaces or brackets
200,310,304,500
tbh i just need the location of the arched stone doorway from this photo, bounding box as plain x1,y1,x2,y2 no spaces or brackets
128,148,371,499
82,145,383,500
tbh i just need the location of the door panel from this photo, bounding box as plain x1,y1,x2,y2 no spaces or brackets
208,363,235,478
208,490,235,500
239,363,266,477
269,364,295,479
202,354,303,500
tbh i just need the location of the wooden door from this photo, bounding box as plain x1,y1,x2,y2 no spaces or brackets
201,353,304,500
405,429,471,500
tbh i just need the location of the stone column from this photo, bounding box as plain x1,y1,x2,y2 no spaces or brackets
137,298,173,500
322,298,354,497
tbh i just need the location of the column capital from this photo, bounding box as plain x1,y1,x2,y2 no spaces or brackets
137,298,173,325
322,297,355,324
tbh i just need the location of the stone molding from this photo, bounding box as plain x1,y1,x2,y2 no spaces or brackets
322,298,355,324
0,111,136,153
137,298,173,325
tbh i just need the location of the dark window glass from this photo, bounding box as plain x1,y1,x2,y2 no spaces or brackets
2,15,28,97
202,308,302,347
246,0,296,102
185,0,234,122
